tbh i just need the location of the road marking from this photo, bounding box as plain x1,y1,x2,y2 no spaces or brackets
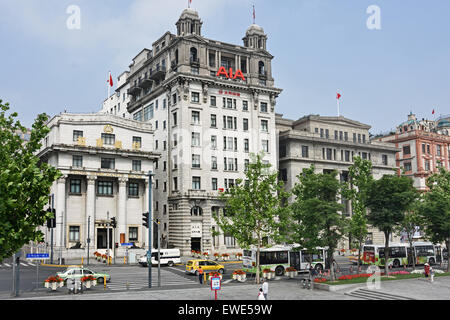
3,263,11,267
28,262,36,266
20,263,28,266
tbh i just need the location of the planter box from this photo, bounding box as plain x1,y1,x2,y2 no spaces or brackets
237,274,246,282
84,281,91,289
51,282,58,291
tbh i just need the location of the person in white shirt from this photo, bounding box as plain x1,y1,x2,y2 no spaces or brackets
262,279,269,300
257,287,266,300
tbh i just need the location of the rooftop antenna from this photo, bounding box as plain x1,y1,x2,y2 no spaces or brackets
253,5,256,24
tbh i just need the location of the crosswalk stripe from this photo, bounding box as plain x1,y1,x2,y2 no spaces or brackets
20,263,28,266
3,263,11,267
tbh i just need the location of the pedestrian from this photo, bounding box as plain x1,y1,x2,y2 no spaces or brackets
424,263,430,279
257,287,265,300
198,266,204,284
429,265,435,283
262,279,269,300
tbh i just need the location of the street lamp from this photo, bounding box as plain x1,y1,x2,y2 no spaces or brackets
147,171,154,288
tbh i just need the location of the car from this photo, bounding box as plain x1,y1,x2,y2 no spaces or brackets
185,260,225,276
56,266,111,284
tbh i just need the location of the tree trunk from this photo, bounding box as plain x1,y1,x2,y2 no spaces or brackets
410,240,415,270
357,239,363,274
329,250,335,281
256,240,261,285
384,231,390,277
446,238,450,273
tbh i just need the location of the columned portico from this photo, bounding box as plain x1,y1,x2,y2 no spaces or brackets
86,175,97,250
118,177,128,237
55,175,67,250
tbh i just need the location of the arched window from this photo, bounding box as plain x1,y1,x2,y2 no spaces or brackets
191,206,203,216
190,47,198,63
175,49,179,64
258,61,265,75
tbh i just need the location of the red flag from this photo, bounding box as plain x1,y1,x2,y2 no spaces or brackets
337,93,341,100
253,6,256,23
107,72,113,87
432,109,435,115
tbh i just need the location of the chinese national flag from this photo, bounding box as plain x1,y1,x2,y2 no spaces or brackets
337,93,341,100
432,109,435,115
108,73,113,87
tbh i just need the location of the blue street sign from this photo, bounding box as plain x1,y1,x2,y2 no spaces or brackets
26,253,49,259
121,243,133,246
211,277,221,291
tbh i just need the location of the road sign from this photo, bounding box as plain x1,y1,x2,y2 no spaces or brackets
121,243,133,246
211,277,221,300
26,253,49,260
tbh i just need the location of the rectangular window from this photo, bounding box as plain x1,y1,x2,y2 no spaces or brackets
345,150,351,162
261,120,268,132
211,156,217,170
101,133,115,145
344,132,348,141
320,128,324,138
243,100,248,111
192,177,201,190
382,155,388,165
403,145,411,155
133,110,143,121
339,131,343,140
191,92,200,103
72,155,83,168
97,181,113,195
334,130,338,140
211,114,217,128
192,132,201,147
73,130,83,142
210,96,216,107
173,155,178,169
144,104,153,121
173,177,178,191
128,182,139,196
129,227,138,242
302,146,309,158
211,135,217,149
362,134,366,143
436,145,442,156
172,93,177,105
245,159,250,172
172,112,177,126
325,129,329,139
226,98,233,109
427,144,430,154
262,140,269,153
227,116,233,129
422,143,426,153
260,102,268,113
424,160,430,171
243,118,249,131
192,111,200,124
101,158,115,169
212,178,218,191
404,162,412,172
326,148,332,160
70,179,81,194
227,137,234,151
192,154,201,168
69,226,80,242
244,139,249,152
132,136,142,148
132,160,141,171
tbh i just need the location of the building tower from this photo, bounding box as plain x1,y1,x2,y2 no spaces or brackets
176,8,203,36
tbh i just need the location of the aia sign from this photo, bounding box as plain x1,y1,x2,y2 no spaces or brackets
216,67,246,81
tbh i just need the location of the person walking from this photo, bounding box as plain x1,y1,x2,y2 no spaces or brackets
424,263,430,279
262,279,269,300
429,265,435,283
257,287,266,300
198,266,204,284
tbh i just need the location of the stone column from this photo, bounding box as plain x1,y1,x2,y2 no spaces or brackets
85,175,96,250
55,175,67,250
118,177,128,237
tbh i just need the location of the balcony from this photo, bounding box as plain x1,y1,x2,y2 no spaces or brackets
139,77,153,89
149,66,166,81
127,85,142,97
258,70,268,79
171,60,178,70
190,57,200,67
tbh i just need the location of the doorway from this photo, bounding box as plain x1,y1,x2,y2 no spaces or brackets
191,237,201,252
97,228,113,249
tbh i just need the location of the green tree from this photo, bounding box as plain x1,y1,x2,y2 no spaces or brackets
419,167,450,272
396,205,423,270
366,175,418,276
213,153,290,284
289,165,347,281
0,100,61,261
343,156,374,272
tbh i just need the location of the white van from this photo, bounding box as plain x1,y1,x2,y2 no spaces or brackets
138,249,181,267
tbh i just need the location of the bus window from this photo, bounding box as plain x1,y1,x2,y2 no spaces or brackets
415,246,434,257
390,246,406,258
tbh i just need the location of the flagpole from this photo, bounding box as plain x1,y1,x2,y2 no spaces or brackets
108,71,111,99
337,91,340,117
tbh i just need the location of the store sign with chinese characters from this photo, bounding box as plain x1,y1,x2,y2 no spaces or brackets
218,90,240,97
191,223,202,237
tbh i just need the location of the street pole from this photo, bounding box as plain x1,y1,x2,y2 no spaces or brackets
87,216,90,266
148,171,154,289
107,211,110,265
50,194,54,264
157,220,161,287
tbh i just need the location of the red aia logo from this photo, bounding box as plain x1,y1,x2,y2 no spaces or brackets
216,67,246,81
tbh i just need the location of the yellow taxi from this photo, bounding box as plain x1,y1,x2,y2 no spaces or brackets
185,260,225,276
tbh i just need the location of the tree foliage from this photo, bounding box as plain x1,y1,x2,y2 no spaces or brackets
366,174,418,275
289,165,347,281
419,167,450,271
0,100,61,260
213,153,290,284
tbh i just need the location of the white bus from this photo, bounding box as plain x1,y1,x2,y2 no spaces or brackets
242,245,328,276
362,242,442,267
138,249,181,267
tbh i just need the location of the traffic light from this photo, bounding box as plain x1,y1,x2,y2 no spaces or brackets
142,212,149,228
110,217,117,229
46,208,56,229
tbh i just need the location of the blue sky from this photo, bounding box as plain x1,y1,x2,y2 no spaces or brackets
0,0,449,134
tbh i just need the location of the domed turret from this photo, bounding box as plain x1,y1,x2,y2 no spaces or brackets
243,23,267,50
176,8,203,36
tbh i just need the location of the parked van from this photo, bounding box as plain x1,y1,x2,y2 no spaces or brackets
138,249,181,267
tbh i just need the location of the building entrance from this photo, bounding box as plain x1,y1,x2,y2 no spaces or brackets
191,237,201,252
97,228,113,249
